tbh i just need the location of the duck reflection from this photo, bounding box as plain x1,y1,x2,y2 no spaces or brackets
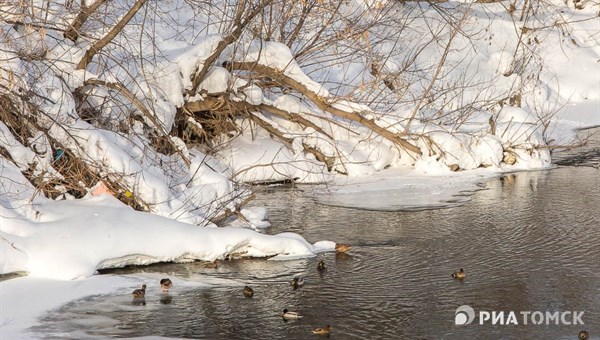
160,294,173,305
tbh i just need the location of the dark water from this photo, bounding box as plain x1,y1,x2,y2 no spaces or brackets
34,131,600,339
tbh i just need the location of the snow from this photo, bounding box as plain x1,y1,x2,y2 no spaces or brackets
198,66,231,94
1,194,334,280
240,206,271,229
176,34,224,93
217,131,330,183
497,106,540,125
1,275,133,339
0,190,334,338
1,0,599,338
314,167,493,211
240,41,331,97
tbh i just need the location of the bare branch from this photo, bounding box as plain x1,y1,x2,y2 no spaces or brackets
188,0,271,95
229,61,422,155
76,0,149,70
64,0,108,42
82,79,191,166
403,13,466,133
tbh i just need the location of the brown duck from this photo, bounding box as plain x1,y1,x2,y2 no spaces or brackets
452,268,465,280
312,324,332,336
160,278,173,292
243,285,254,298
131,284,146,298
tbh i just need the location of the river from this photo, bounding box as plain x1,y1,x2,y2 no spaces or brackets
34,128,599,339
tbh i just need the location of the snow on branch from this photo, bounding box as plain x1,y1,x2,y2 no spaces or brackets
227,60,423,155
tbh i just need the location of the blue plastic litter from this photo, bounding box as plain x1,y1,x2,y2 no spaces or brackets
54,149,65,161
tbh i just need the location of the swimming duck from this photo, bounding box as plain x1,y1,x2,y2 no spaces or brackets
160,278,173,292
312,324,332,336
451,268,465,280
281,308,303,319
579,330,589,340
291,277,304,289
317,260,326,271
243,285,254,298
335,243,352,253
131,284,146,298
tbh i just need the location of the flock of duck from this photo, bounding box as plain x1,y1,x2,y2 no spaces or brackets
240,258,331,336
127,252,590,339
130,278,173,305
128,247,351,337
129,262,330,335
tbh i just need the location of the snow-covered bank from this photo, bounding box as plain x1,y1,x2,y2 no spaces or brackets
0,190,336,337
0,189,339,338
1,194,335,280
2,0,597,199
0,0,596,269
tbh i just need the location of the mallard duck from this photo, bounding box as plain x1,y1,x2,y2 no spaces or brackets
281,308,303,319
291,277,304,289
579,330,589,340
160,278,173,292
312,325,332,336
317,260,326,271
335,243,352,253
451,268,465,280
243,285,254,298
131,284,146,298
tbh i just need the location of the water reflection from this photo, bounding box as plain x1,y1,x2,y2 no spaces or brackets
34,142,600,339
159,294,172,305
131,297,146,306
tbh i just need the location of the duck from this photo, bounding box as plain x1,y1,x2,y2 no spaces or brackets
579,330,589,340
131,284,146,298
451,268,465,280
160,278,173,292
243,285,254,298
281,308,303,319
291,277,304,289
312,324,332,336
317,260,326,271
335,243,352,253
